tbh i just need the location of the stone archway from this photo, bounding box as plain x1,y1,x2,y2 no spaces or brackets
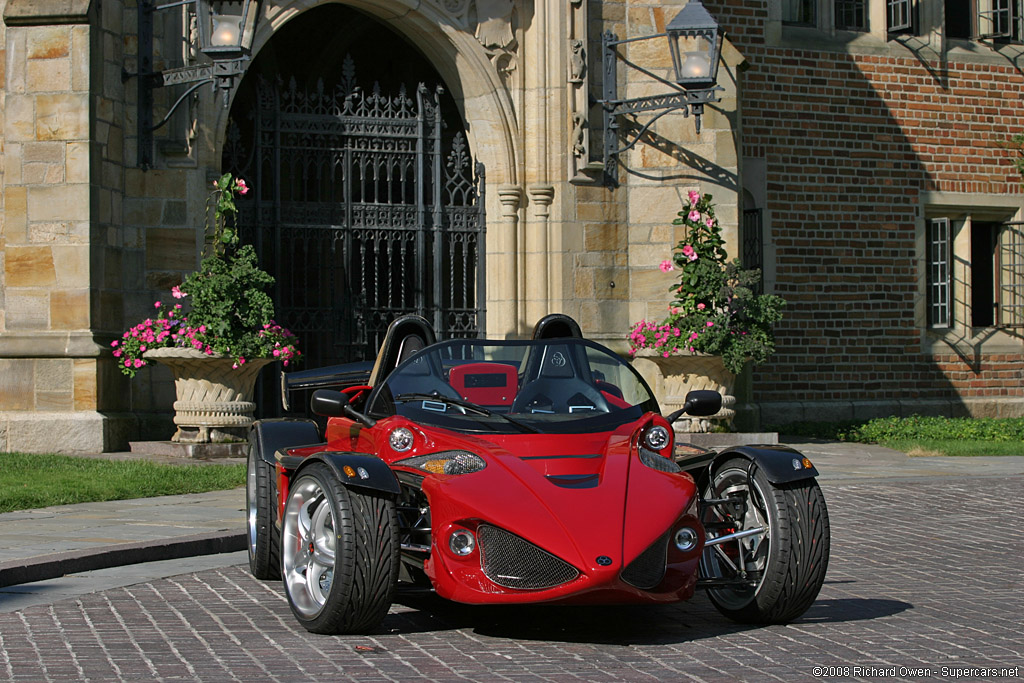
211,0,524,338
222,5,487,375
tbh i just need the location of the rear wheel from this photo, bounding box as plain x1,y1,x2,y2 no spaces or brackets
246,432,279,580
281,462,399,634
700,457,830,623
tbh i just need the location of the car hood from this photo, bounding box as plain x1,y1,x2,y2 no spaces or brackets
417,423,698,577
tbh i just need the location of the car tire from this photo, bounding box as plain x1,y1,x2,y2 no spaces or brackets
700,457,830,624
246,432,280,580
281,462,399,634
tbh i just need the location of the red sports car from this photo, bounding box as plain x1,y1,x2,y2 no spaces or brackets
246,315,829,634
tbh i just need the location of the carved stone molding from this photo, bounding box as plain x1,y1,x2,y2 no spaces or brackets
528,183,555,218
497,184,523,218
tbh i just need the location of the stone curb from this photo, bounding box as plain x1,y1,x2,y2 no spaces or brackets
0,530,246,588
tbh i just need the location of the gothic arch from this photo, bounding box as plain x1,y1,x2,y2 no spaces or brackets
210,0,521,190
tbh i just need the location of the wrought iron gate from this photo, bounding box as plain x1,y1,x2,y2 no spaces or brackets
225,61,486,370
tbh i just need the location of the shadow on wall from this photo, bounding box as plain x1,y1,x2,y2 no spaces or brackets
712,1,1024,426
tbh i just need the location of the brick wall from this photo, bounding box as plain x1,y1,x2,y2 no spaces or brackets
712,1,1024,410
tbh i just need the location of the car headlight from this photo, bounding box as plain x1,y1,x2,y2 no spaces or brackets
643,425,671,451
395,450,487,475
638,447,681,473
389,427,414,452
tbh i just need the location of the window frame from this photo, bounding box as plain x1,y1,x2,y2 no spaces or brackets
925,212,1024,333
836,0,869,30
927,217,952,329
783,0,818,27
996,222,1024,327
887,0,914,33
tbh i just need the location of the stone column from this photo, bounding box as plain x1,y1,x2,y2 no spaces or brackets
495,184,522,337
0,0,133,452
525,183,554,327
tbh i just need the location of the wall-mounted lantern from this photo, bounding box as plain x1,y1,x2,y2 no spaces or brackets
127,0,261,168
600,0,722,186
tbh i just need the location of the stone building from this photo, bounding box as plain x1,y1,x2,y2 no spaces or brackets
0,0,1021,453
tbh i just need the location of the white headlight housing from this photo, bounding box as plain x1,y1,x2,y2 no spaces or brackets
389,427,414,452
674,527,698,552
449,529,476,556
643,425,671,451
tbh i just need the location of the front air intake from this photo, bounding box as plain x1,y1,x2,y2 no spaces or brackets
620,531,669,589
477,525,579,590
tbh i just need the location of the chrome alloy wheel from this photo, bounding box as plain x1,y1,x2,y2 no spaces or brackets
700,466,770,611
246,451,258,558
282,476,338,618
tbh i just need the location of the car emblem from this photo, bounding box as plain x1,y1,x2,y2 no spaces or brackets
551,352,567,367
596,555,612,566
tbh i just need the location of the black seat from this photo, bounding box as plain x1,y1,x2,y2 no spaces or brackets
511,342,609,414
368,315,437,387
531,314,583,340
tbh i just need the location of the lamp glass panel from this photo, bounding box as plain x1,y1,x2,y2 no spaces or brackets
673,33,713,82
212,16,242,46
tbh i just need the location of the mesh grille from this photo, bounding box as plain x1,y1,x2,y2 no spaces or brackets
477,525,579,590
621,532,669,589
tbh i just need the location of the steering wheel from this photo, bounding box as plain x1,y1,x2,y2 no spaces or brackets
511,378,610,414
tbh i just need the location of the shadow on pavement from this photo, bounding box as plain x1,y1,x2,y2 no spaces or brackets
386,592,913,644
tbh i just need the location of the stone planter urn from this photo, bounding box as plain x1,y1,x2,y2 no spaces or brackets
630,350,737,434
144,347,273,444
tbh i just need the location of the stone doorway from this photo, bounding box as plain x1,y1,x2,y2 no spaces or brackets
222,5,486,414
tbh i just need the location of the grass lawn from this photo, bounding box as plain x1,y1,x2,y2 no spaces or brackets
0,453,245,513
879,440,1024,458
775,416,1024,457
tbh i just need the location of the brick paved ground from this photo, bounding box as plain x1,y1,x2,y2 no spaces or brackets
1,477,1022,682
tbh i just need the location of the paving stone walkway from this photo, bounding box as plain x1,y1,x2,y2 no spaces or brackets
1,473,1021,681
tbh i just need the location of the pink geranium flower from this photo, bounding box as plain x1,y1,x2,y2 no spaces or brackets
659,259,674,273
235,178,249,195
688,190,700,205
688,210,701,222
681,245,698,262
171,285,186,299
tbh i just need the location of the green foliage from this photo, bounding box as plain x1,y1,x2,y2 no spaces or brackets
114,174,300,376
1010,133,1024,181
0,453,244,513
628,192,786,374
853,415,1024,442
769,415,1024,456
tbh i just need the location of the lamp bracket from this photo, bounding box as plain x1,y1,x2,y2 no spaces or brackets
600,28,722,187
605,87,721,119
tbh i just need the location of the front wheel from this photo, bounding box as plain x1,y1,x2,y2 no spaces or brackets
281,462,399,634
700,457,830,624
246,432,279,581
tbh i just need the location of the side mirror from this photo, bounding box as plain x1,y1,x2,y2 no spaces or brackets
665,390,722,423
311,389,348,417
311,389,376,428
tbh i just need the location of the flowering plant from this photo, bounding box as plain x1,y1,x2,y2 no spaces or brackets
114,173,300,377
628,191,784,374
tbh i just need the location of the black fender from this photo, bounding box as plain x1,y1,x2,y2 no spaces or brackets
292,451,402,498
250,418,322,467
710,445,819,485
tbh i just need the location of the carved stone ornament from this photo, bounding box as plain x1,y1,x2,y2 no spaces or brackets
569,39,585,82
474,0,515,49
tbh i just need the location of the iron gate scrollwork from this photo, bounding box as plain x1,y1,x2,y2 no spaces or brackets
225,59,486,372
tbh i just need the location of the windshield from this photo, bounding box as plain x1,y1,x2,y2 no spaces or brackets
366,338,659,433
